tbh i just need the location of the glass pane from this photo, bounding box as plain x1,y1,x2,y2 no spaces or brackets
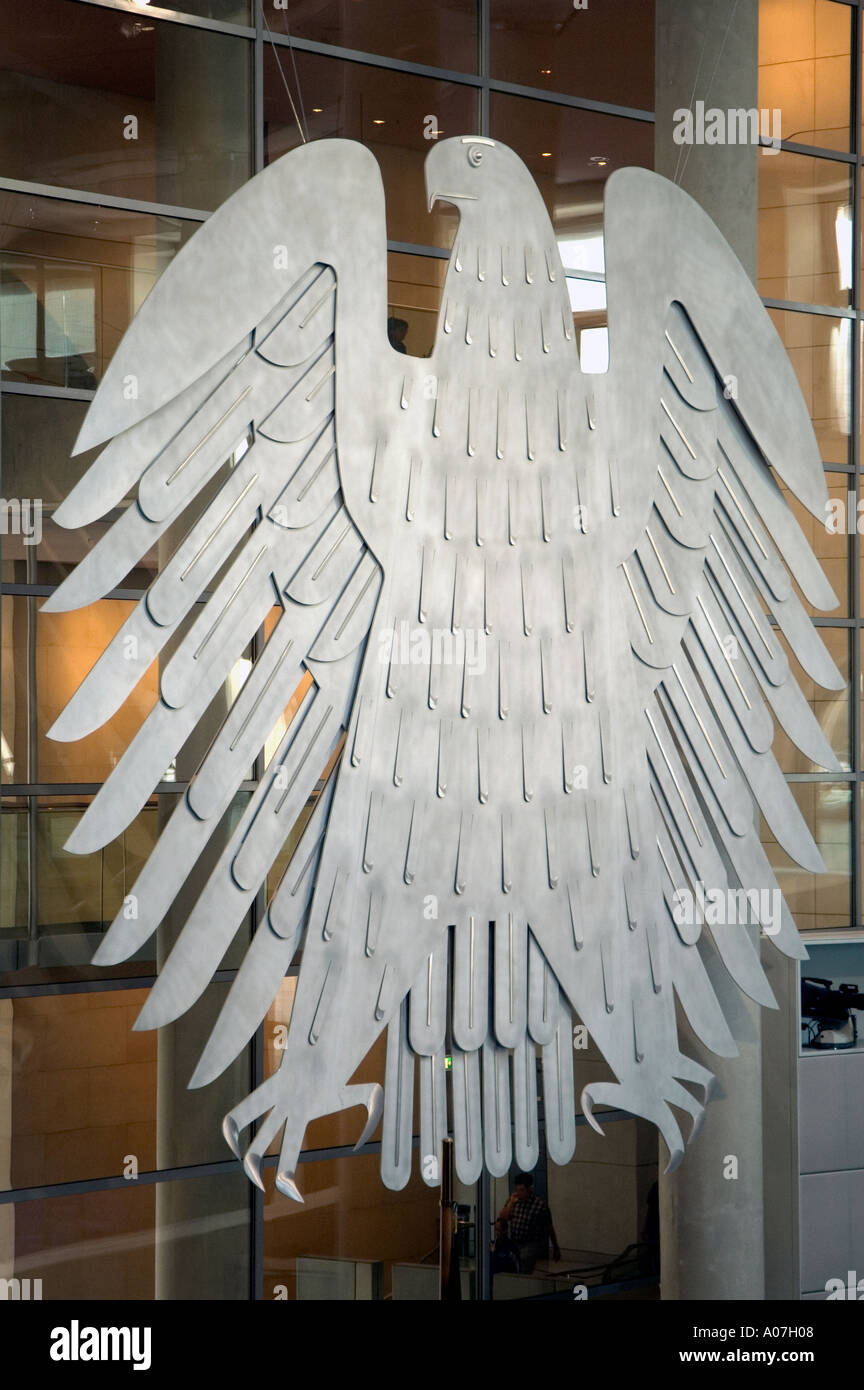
759,0,852,152
762,780,851,930
0,798,29,937
489,0,655,111
167,0,251,20
0,790,251,981
489,95,654,237
0,192,196,388
0,596,159,788
0,0,251,210
32,600,159,785
758,151,852,308
35,796,158,937
5,978,250,1187
387,250,446,359
0,395,127,588
6,1172,250,1299
0,596,29,784
773,627,849,774
493,1123,658,1299
263,51,476,248
1,592,261,785
261,1153,444,1300
779,471,848,619
767,308,851,464
267,0,477,73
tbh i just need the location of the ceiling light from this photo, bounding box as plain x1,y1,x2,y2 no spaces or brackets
372,118,386,125
312,107,322,113
540,68,552,76
589,155,609,167
541,151,552,158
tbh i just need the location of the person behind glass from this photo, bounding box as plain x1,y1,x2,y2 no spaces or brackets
387,315,409,353
498,1171,561,1274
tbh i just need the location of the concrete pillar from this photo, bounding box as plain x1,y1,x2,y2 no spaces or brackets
654,0,767,1301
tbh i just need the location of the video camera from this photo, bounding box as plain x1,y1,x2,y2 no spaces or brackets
801,976,864,1050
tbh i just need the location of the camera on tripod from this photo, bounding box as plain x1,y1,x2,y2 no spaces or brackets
801,976,864,1050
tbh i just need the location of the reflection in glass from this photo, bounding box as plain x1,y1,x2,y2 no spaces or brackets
0,395,128,588
758,151,852,307
0,0,251,209
0,192,196,388
163,0,251,21
0,789,253,986
267,0,477,73
3,977,251,1188
263,50,474,248
759,0,851,152
0,798,28,937
489,95,653,239
768,308,851,463
490,0,655,111
261,1155,442,1300
7,1172,249,1298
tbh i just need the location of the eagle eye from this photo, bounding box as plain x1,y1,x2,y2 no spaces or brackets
466,145,485,168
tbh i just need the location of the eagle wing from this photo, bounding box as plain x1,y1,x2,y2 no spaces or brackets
564,166,845,1158
45,141,400,1093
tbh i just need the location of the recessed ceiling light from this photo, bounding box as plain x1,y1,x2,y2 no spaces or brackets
541,151,552,158
372,118,386,125
312,107,322,113
540,67,552,76
589,155,609,167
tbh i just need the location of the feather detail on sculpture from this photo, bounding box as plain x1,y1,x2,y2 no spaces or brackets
46,137,842,1199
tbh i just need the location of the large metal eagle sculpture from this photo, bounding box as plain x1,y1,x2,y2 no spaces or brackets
44,137,843,1199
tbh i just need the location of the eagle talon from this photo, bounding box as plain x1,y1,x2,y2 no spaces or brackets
341,1081,384,1151
243,1150,266,1191
276,1170,303,1203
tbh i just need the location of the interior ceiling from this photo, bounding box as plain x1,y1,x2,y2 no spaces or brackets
1,0,655,192
0,0,160,100
0,0,653,111
265,49,654,186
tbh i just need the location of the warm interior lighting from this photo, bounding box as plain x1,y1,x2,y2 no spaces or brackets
835,207,853,291
541,151,552,158
540,67,551,75
312,107,323,114
372,119,386,126
1,731,14,780
589,155,608,167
